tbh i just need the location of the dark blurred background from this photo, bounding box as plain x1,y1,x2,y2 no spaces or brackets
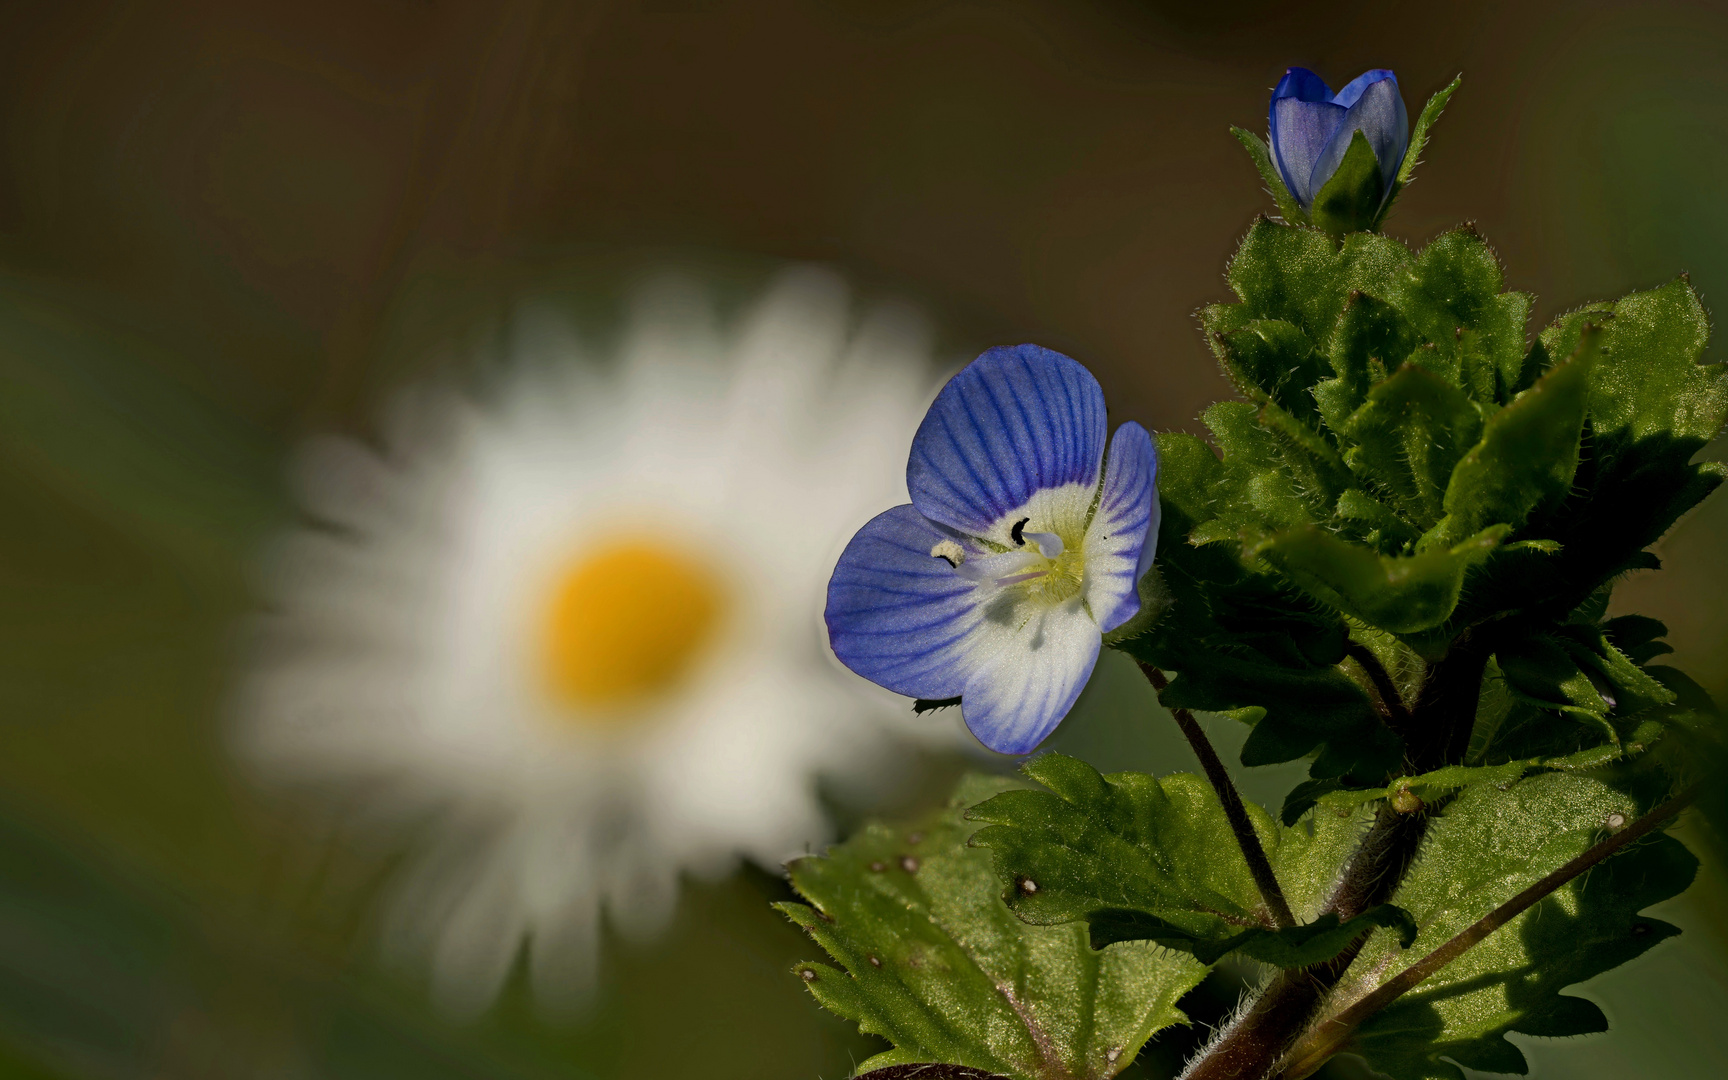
2,1,1727,1077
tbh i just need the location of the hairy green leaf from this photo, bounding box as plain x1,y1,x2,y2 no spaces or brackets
780,775,1205,1080
1388,227,1525,398
1424,327,1596,549
1317,291,1421,430
1585,277,1727,446
1397,75,1462,187
1231,125,1307,225
1343,363,1484,529
1334,488,1422,549
1226,219,1348,345
1191,402,1319,540
1247,522,1507,635
1339,774,1696,1080
967,755,1386,969
1457,279,1728,621
1218,319,1331,428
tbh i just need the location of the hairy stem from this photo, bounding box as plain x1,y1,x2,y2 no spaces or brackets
1343,641,1412,735
1140,663,1295,929
1277,787,1696,1079
1179,635,1495,1080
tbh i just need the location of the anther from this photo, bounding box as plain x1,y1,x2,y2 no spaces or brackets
930,539,966,568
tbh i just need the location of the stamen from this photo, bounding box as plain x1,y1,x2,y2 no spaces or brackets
929,539,966,568
954,549,1041,582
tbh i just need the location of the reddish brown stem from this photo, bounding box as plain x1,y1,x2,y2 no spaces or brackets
1139,662,1295,929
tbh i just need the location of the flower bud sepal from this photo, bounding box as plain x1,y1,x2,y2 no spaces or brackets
1308,129,1388,237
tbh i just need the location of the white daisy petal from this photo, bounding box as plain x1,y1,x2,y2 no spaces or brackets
235,268,953,1018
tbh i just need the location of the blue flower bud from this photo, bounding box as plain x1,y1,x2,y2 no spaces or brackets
1268,68,1409,213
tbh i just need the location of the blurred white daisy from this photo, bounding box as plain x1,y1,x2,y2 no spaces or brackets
235,267,954,1018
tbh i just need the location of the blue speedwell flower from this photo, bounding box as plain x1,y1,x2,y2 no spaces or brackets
825,345,1158,755
1269,67,1409,211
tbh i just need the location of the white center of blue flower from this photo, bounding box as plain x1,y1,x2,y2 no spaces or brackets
937,482,1099,610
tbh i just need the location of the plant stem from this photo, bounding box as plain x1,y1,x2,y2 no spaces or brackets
1276,786,1696,1079
1178,802,1429,1080
1139,662,1295,929
1178,637,1493,1080
1343,642,1412,734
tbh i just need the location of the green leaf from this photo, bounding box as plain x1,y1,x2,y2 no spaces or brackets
1231,125,1307,225
1388,227,1525,398
967,755,1383,968
1192,402,1318,538
1498,633,1611,717
1217,319,1331,427
1337,773,1696,1080
1297,738,1662,823
857,1068,1008,1080
1226,219,1350,345
1474,279,1728,620
1086,903,1415,968
1309,131,1385,237
1423,326,1596,549
1256,400,1354,513
1555,624,1677,715
1396,74,1462,187
1343,363,1484,529
1221,220,1415,355
780,775,1206,1080
1587,277,1727,446
1246,522,1507,635
1317,291,1421,430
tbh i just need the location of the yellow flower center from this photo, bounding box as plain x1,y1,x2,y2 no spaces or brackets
541,540,725,720
1020,542,1087,606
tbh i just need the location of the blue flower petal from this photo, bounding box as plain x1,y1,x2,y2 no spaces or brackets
1308,75,1410,206
960,605,1102,755
1082,422,1159,634
825,504,988,700
907,345,1107,539
1330,68,1396,108
1272,67,1334,104
1271,97,1347,208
